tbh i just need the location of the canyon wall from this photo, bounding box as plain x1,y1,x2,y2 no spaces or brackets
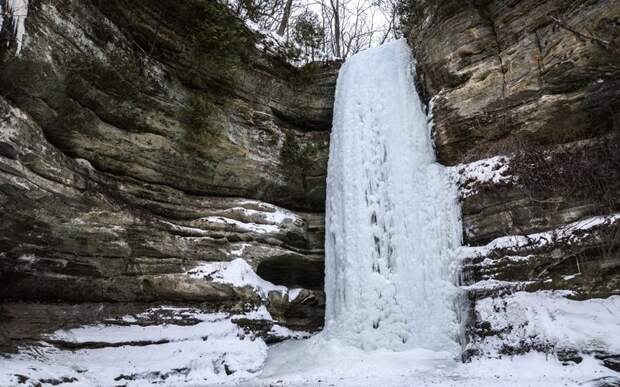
1,0,619,371
0,0,336,350
406,0,620,364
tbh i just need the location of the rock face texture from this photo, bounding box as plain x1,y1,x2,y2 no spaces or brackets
407,0,620,165
407,0,620,364
0,0,335,351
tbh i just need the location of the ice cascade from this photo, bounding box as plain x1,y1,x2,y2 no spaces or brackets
324,39,462,351
0,0,29,54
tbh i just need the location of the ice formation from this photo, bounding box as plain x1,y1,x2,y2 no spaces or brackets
0,0,29,54
324,39,462,351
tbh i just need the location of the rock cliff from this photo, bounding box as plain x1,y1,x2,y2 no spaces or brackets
406,0,620,365
0,0,337,352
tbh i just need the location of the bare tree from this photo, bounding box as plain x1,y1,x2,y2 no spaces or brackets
375,0,399,43
316,0,394,59
223,0,394,61
225,0,284,30
309,0,340,57
276,0,294,36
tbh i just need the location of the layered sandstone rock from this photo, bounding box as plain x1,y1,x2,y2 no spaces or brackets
0,0,335,351
407,0,620,364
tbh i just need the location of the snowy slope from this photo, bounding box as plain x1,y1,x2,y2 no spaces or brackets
0,305,312,386
473,291,620,356
249,344,617,387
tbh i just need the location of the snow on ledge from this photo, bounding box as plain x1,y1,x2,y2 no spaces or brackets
49,310,232,345
0,306,278,386
197,216,281,235
268,324,312,340
188,258,303,299
474,291,620,356
0,305,313,386
461,279,532,292
225,205,302,225
458,213,620,260
449,156,513,198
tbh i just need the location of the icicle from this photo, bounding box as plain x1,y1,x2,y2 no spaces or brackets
1,0,29,54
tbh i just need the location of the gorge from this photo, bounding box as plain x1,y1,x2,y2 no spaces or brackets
0,0,619,386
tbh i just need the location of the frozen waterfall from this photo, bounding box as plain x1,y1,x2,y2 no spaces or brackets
324,39,462,352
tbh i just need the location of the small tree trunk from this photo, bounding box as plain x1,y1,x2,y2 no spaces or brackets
276,0,294,36
330,0,341,57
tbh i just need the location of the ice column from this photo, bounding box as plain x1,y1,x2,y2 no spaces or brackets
324,39,462,352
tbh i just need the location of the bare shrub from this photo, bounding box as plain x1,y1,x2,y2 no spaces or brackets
509,136,620,212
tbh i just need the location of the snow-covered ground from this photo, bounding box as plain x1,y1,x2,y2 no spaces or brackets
0,306,295,387
242,289,620,387
246,339,617,387
473,291,620,357
4,258,616,387
3,323,617,387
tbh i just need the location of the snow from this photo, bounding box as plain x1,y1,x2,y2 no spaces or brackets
187,258,287,297
0,307,269,387
474,254,534,268
461,279,531,292
3,338,618,387
502,254,534,262
8,324,617,387
48,312,232,345
563,273,580,281
198,216,281,234
244,336,617,387
474,291,620,356
244,19,337,66
0,304,337,386
458,213,620,260
48,305,299,346
449,156,513,198
288,287,303,301
165,204,300,237
268,325,312,340
159,220,210,236
192,205,304,234
226,206,301,225
324,38,463,351
0,0,28,54
232,305,272,320
16,253,37,263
